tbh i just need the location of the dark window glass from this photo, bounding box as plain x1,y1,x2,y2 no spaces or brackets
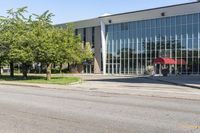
151,28,155,37
166,39,170,49
161,18,166,27
166,27,170,36
92,27,95,48
141,26,145,38
128,23,132,31
83,28,86,44
105,26,109,33
156,28,161,36
176,16,181,25
141,20,145,28
187,24,193,38
177,39,181,50
182,25,187,35
166,17,171,26
187,14,193,24
113,24,117,32
181,15,187,25
199,15,200,31
132,23,136,37
133,22,136,31
107,25,112,32
75,29,78,35
121,23,124,31
171,17,176,26
146,29,150,38
193,14,199,24
137,22,142,38
121,23,128,31
146,20,151,28
171,26,175,36
156,18,161,27
194,38,198,49
188,38,192,49
182,39,186,49
176,25,181,35
193,24,198,38
161,27,166,36
151,19,156,28
199,13,200,23
125,23,128,31
115,24,119,32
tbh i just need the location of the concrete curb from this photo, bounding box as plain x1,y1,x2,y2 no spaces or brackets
68,79,82,85
0,79,82,89
0,82,43,88
146,77,200,90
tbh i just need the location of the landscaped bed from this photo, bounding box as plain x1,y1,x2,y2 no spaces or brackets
0,75,81,85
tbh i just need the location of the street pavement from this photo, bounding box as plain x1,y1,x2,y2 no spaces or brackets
0,76,200,133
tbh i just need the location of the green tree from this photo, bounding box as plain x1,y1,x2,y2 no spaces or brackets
0,7,94,80
83,42,93,62
7,7,35,79
0,7,29,77
0,7,55,79
63,24,93,73
55,24,90,74
53,27,69,73
0,23,10,75
31,11,60,80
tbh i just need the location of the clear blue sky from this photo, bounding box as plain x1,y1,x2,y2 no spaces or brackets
0,0,194,24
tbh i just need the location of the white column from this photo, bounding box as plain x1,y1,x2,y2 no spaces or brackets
100,19,107,75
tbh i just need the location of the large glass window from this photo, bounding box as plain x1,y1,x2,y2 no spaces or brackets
106,13,200,75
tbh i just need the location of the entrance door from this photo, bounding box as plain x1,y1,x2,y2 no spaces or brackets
84,64,94,74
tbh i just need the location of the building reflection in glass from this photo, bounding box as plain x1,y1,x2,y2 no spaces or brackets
106,13,200,75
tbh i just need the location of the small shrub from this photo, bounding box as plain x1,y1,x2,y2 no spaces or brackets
144,65,154,75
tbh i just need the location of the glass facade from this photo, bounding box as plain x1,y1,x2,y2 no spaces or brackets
106,13,200,75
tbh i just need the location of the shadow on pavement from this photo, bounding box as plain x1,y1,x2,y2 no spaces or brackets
85,77,169,85
85,75,200,89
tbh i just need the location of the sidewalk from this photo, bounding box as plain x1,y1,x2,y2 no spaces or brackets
1,79,200,101
148,75,200,89
1,75,200,100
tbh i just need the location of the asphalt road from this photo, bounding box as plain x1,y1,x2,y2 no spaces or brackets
0,77,200,133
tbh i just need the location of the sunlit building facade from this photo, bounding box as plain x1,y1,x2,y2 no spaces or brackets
59,1,200,75
106,13,200,75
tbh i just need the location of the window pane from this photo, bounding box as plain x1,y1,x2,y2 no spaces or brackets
187,14,193,24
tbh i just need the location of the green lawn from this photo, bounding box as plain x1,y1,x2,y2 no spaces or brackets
0,75,81,85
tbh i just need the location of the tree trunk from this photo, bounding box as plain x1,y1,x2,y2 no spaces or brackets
22,63,28,79
46,63,52,80
67,63,70,72
10,62,14,77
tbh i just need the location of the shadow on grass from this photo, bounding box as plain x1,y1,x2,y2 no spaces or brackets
0,75,46,81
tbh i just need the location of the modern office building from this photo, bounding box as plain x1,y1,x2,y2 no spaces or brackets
58,1,200,75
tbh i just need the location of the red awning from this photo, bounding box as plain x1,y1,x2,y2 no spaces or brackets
154,58,176,65
175,59,187,65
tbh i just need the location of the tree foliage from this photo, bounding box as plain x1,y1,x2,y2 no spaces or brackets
0,7,93,79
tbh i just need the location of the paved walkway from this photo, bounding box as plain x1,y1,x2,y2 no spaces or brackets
0,74,200,100
73,75,200,100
